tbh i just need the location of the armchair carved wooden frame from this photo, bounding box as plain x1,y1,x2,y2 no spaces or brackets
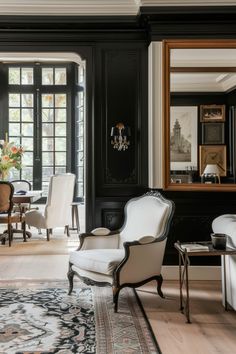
68,191,175,312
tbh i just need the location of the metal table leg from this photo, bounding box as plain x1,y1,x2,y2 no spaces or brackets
223,255,228,311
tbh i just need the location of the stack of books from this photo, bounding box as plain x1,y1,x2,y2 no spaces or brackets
180,243,210,252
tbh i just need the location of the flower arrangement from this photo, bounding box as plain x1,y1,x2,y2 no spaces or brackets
0,139,24,180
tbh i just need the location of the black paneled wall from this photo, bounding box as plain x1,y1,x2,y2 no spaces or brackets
94,44,148,229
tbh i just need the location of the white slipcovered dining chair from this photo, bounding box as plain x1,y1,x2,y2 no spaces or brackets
25,173,75,241
68,191,175,312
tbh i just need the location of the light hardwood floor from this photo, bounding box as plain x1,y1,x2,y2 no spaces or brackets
137,281,236,354
0,235,236,354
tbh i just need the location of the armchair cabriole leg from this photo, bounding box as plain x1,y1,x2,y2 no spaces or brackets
65,225,70,237
68,263,74,295
46,229,51,241
8,223,12,247
22,221,26,242
113,286,120,313
157,274,165,298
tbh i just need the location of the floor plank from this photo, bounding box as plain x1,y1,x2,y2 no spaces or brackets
137,281,236,354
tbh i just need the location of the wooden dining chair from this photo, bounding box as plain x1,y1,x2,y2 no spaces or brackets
0,181,26,247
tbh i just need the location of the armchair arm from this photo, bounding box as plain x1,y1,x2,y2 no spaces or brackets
114,238,167,286
79,230,120,250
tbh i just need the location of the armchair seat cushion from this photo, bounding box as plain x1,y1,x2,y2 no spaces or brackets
69,249,125,275
25,210,46,229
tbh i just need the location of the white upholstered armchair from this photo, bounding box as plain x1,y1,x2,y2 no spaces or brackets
212,214,236,310
25,173,75,241
68,191,175,312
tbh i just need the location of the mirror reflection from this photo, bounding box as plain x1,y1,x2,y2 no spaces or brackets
168,46,236,188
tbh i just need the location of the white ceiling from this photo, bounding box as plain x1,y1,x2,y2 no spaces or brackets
0,0,235,16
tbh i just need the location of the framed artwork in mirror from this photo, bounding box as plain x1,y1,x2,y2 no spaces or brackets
170,106,198,170
202,123,224,144
200,105,225,122
199,145,227,176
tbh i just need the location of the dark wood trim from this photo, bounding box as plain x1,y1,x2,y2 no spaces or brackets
164,39,236,192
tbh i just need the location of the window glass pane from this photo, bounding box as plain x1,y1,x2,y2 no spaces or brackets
78,152,84,166
42,182,49,197
9,67,20,85
21,167,33,182
55,109,66,122
9,123,20,136
9,93,20,107
42,109,54,122
10,169,20,180
22,123,33,136
9,108,20,122
42,167,54,181
55,166,66,174
22,108,33,122
21,68,33,85
78,66,84,84
55,94,66,107
78,183,84,198
42,138,54,151
42,152,54,165
78,122,83,136
10,137,20,145
79,108,84,122
42,123,54,136
78,92,84,106
55,152,66,165
55,68,67,85
22,94,33,107
55,123,66,136
78,167,83,182
21,137,33,151
22,152,33,165
78,137,83,151
42,68,54,85
42,94,54,107
55,138,66,151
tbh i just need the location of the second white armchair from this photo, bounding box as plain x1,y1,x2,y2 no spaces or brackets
25,173,75,241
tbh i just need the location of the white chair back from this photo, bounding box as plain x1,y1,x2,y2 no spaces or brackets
11,180,31,192
44,173,75,227
119,192,174,247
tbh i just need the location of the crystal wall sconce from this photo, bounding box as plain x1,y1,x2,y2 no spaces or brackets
110,122,131,151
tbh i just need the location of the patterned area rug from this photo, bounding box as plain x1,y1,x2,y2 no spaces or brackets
0,281,161,354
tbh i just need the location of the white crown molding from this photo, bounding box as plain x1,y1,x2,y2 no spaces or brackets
0,0,139,16
0,0,234,17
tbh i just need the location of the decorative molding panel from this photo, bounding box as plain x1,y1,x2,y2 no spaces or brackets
104,49,139,186
148,41,163,189
102,209,123,230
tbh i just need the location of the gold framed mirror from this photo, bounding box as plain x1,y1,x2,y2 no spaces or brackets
163,39,236,191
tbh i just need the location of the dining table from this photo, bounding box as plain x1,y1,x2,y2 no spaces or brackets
13,190,43,207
